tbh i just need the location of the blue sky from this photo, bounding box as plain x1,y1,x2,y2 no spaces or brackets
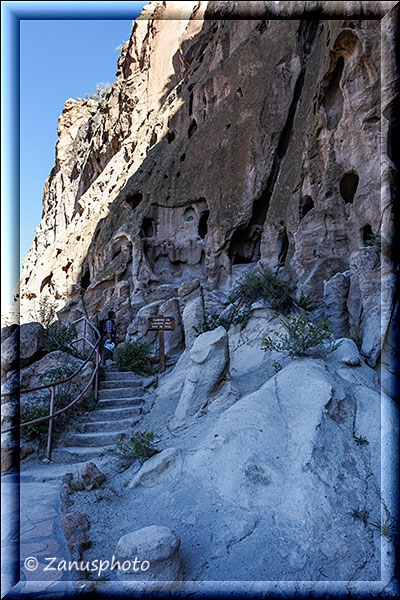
19,15,145,262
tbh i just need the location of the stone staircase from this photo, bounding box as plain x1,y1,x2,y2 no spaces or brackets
52,367,144,463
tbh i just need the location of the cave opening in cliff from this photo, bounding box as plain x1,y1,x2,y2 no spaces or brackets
126,192,143,210
322,56,345,130
40,273,53,293
277,229,289,267
362,224,374,245
300,196,315,218
167,130,176,144
228,194,269,264
188,119,197,138
198,210,209,239
80,267,90,291
142,217,155,238
340,172,359,203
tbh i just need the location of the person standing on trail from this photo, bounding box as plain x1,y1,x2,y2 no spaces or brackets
102,310,118,366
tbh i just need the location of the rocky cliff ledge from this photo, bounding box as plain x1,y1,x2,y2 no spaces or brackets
15,1,398,382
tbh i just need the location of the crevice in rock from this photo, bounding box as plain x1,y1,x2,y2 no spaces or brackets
322,56,344,130
277,228,289,267
300,196,315,219
362,224,374,246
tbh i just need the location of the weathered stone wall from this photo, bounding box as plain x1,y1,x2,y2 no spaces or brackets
14,1,397,371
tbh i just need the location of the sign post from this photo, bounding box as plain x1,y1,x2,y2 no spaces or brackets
148,316,175,374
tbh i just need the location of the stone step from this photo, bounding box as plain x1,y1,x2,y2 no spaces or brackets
51,445,114,463
103,372,142,382
63,430,129,448
76,419,139,433
80,406,142,421
98,387,143,399
100,380,143,390
96,397,142,409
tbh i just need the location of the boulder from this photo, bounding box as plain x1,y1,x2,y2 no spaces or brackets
158,298,183,356
1,323,19,344
20,322,47,367
129,448,181,489
80,461,106,490
323,271,350,338
61,511,91,559
329,338,361,366
60,473,75,512
173,326,229,425
1,327,19,379
178,279,205,349
115,525,182,581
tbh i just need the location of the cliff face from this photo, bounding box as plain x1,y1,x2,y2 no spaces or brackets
18,1,397,371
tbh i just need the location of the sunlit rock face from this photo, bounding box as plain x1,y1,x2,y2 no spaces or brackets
15,2,396,371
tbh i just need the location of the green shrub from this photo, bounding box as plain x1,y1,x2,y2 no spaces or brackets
85,82,111,104
229,266,316,314
39,366,77,406
21,403,50,438
114,340,153,375
349,321,363,350
261,313,340,358
130,431,159,464
369,516,398,542
228,267,298,314
194,304,250,336
365,232,393,261
109,431,159,468
44,321,78,356
37,296,57,328
194,268,315,338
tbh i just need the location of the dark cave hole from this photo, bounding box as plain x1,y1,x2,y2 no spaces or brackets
150,130,158,147
111,247,121,261
198,210,210,239
40,273,53,293
180,153,186,162
188,119,197,138
142,217,155,238
81,268,90,291
362,224,374,245
277,229,289,267
236,88,243,98
228,192,269,264
300,196,315,219
340,172,359,203
189,92,194,116
167,130,176,144
126,192,143,211
176,171,181,178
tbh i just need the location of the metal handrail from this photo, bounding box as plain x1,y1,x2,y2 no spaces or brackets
1,316,102,460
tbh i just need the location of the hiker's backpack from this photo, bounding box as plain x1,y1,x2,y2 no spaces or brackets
98,319,108,337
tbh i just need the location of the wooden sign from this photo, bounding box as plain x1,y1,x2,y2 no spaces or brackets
148,316,175,373
148,317,175,331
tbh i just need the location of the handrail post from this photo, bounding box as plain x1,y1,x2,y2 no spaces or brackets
94,347,100,402
46,385,56,461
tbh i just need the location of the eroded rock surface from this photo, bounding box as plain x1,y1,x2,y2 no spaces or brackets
9,1,395,379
